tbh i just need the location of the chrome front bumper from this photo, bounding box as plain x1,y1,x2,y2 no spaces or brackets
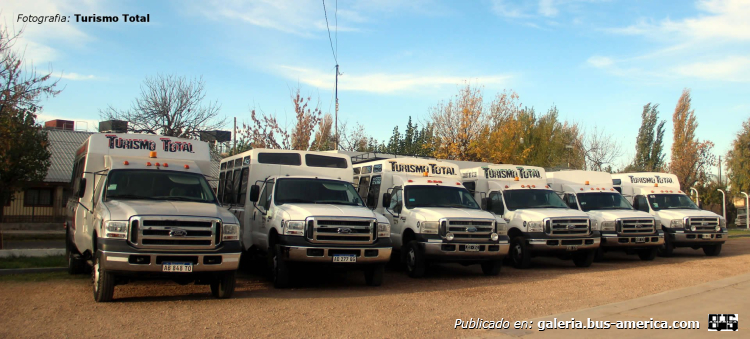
422,239,510,257
671,230,728,244
101,251,241,272
283,245,392,263
528,237,600,251
601,233,664,248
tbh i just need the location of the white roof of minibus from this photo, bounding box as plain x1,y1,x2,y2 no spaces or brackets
611,172,680,189
462,164,550,190
548,170,613,187
222,149,353,181
84,133,210,161
354,158,461,179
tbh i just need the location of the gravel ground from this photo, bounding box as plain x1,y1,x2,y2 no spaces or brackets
2,239,750,338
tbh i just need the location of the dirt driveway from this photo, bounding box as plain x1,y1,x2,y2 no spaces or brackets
2,239,750,338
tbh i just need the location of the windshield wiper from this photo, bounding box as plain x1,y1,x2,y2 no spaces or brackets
107,194,154,200
317,201,361,206
152,196,206,202
278,198,315,204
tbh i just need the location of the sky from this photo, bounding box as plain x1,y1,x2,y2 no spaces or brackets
3,0,749,171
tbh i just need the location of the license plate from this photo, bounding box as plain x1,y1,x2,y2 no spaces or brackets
635,237,646,243
162,262,192,272
702,234,711,239
566,245,578,251
333,255,357,263
465,244,480,252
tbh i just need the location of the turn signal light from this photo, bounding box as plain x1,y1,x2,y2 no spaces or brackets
149,151,157,158
155,162,161,167
585,180,590,185
423,171,429,177
654,183,658,187
514,176,520,181
456,182,461,185
521,185,525,188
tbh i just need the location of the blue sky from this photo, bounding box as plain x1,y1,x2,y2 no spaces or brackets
4,0,749,170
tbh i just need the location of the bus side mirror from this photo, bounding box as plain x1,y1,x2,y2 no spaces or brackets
78,178,87,198
249,185,260,203
482,197,491,211
382,193,391,209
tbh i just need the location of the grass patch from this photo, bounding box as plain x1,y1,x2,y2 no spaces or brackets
0,271,88,282
729,229,750,238
0,255,67,269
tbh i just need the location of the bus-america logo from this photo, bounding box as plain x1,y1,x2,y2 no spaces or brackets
482,167,542,179
627,175,673,184
390,162,456,175
105,135,194,153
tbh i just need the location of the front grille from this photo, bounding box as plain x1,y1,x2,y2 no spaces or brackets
618,218,655,235
686,217,720,232
547,218,589,236
308,218,375,244
446,219,494,242
130,216,220,250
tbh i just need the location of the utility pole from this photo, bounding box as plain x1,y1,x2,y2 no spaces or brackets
233,117,236,154
335,64,340,151
718,155,722,185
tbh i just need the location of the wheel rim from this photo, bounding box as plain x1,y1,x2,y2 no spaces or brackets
407,248,416,271
513,243,522,263
93,260,100,292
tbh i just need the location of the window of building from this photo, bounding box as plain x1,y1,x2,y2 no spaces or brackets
24,188,54,207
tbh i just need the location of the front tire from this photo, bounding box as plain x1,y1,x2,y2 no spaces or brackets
509,236,532,269
658,234,674,257
405,241,426,278
270,245,290,288
66,232,87,275
92,251,115,302
638,247,658,261
703,244,722,256
573,250,595,267
210,271,237,299
480,260,502,276
364,264,385,286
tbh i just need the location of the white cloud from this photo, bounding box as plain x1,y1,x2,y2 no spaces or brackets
608,0,750,41
538,0,559,17
277,65,511,93
672,55,750,82
59,72,97,81
1,0,102,64
594,0,750,83
191,0,368,37
586,55,613,68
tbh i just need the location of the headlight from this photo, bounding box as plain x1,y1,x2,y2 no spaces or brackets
527,221,543,232
222,223,240,241
104,221,128,239
670,219,683,228
445,232,455,241
490,233,499,241
601,221,616,232
284,220,305,236
377,222,390,238
420,221,439,234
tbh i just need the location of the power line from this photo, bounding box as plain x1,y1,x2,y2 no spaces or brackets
322,0,337,64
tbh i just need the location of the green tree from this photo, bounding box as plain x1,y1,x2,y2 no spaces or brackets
628,103,666,172
726,117,750,195
0,26,57,218
669,89,716,191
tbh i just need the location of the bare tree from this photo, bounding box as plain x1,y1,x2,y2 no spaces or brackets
290,88,322,150
100,74,224,139
582,125,623,172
